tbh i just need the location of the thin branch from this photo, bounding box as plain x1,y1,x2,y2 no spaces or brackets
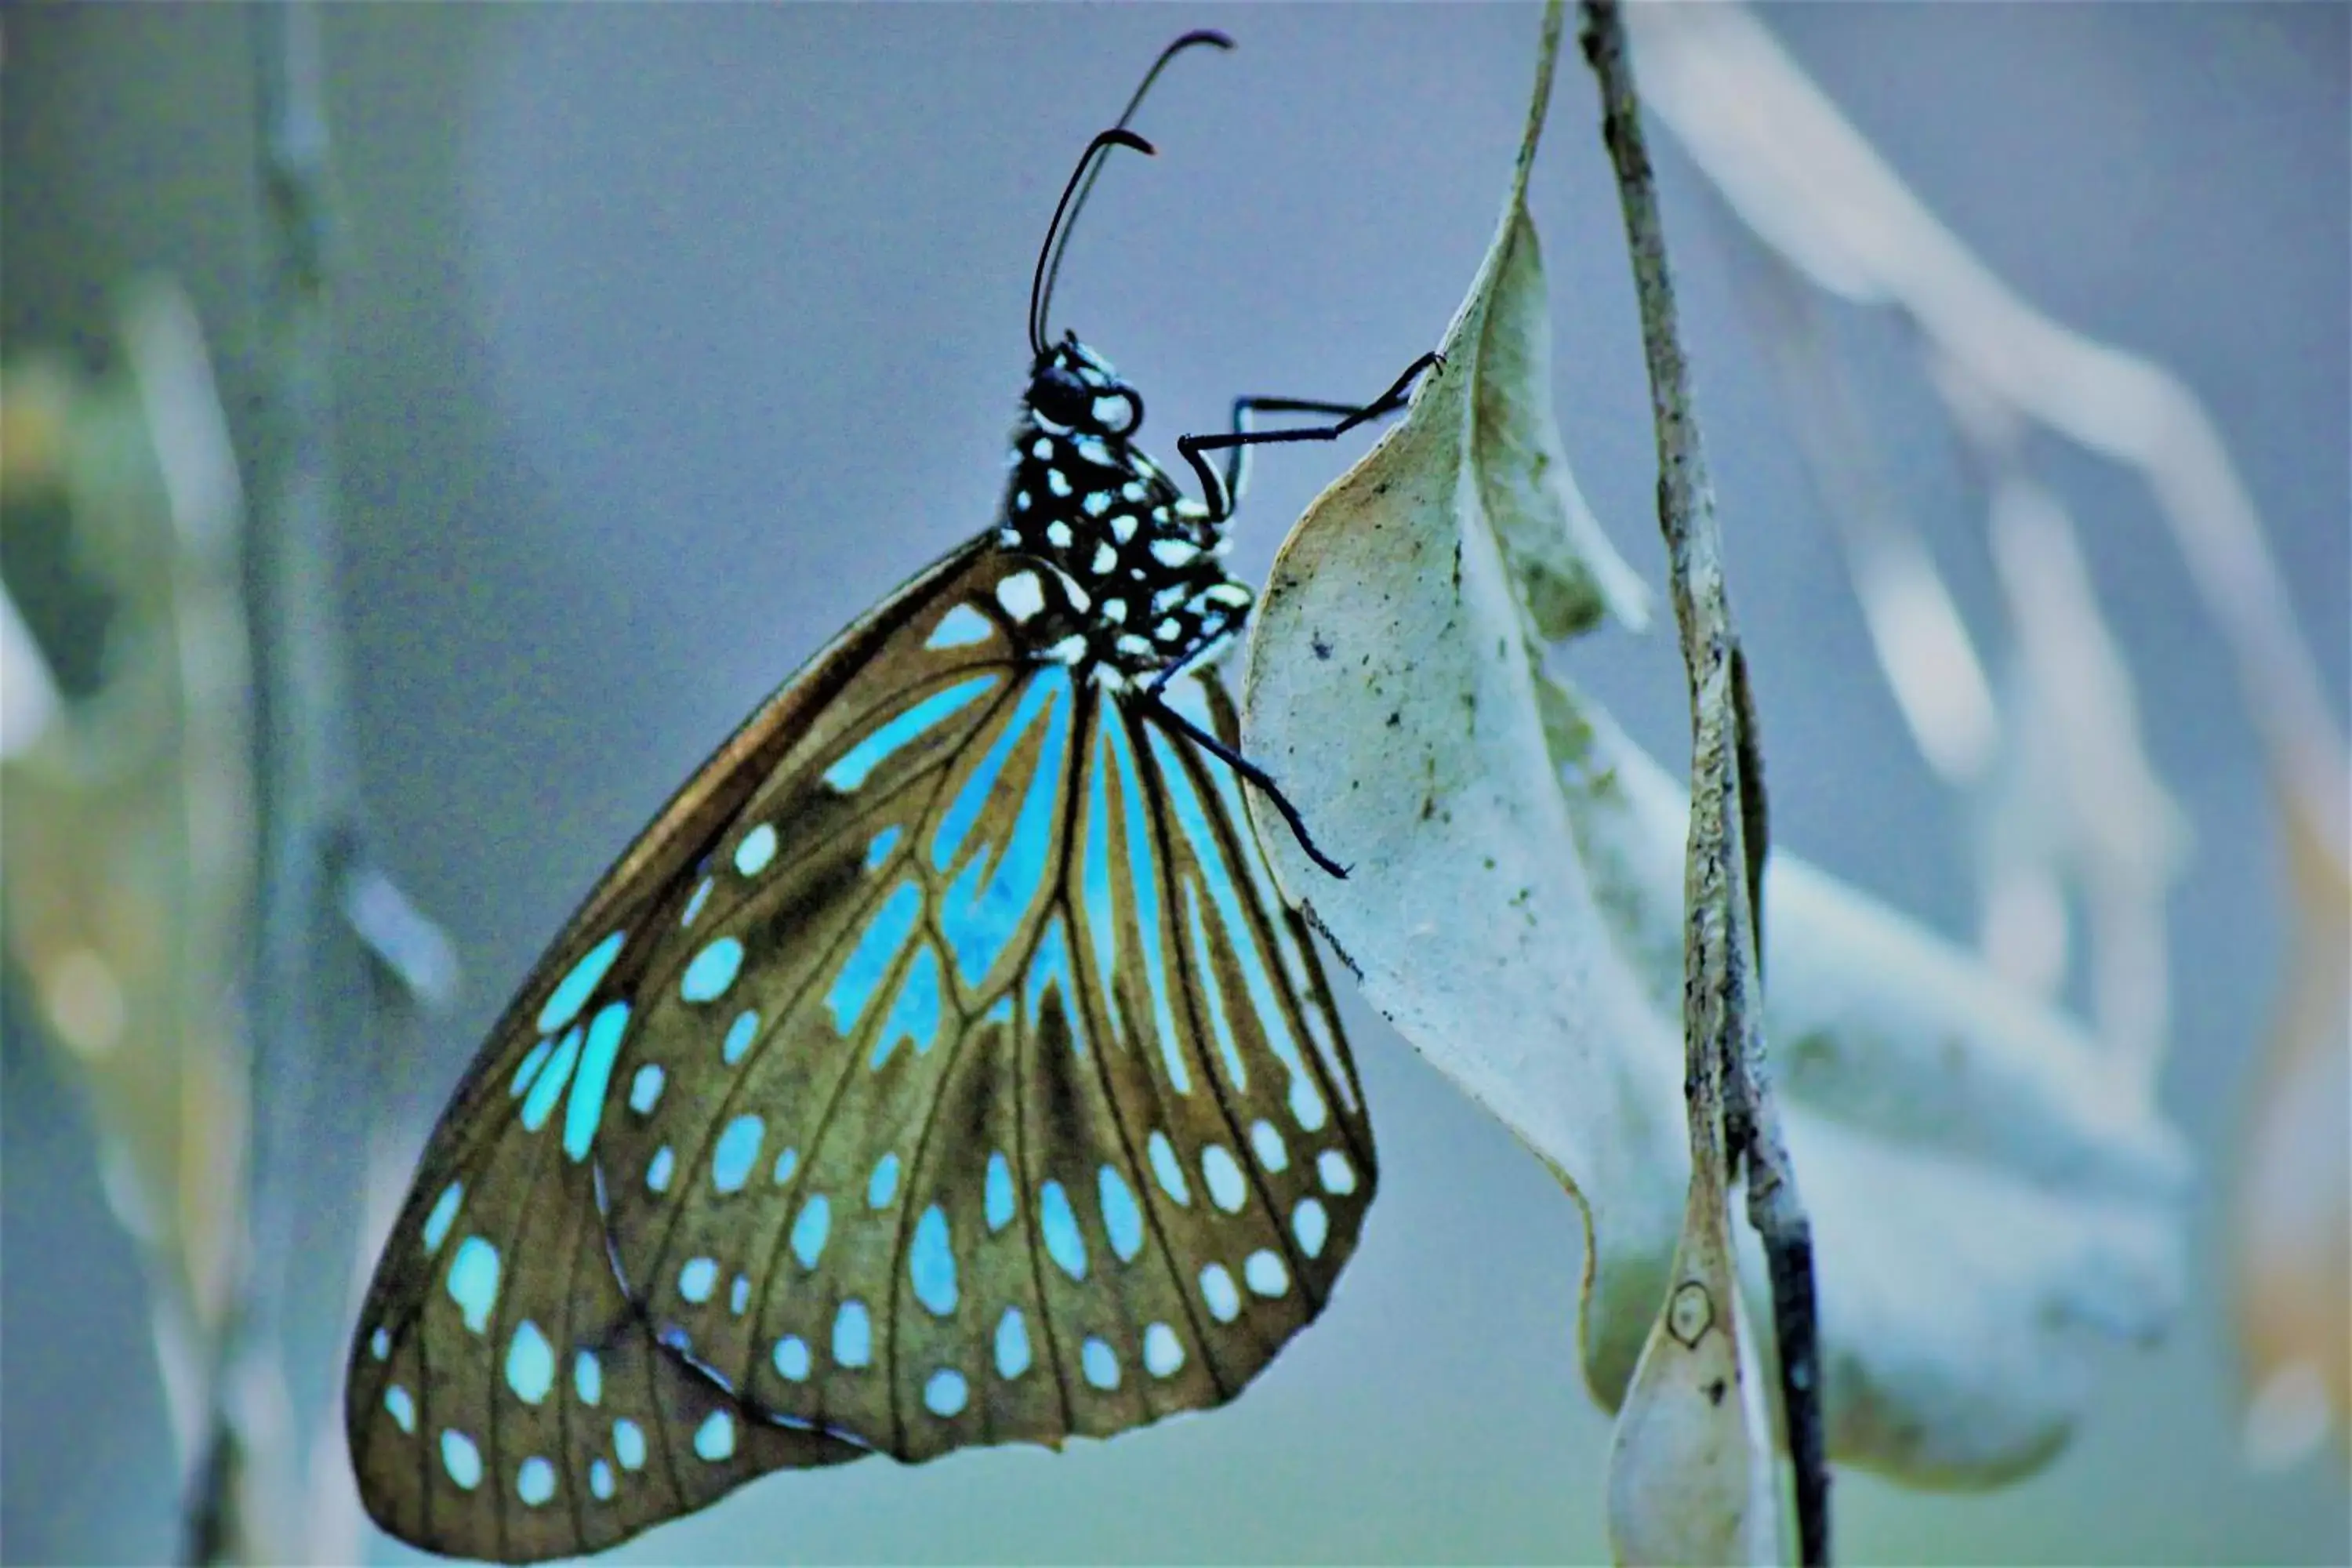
187,9,352,1562
227,14,457,1563
1579,3,1828,1562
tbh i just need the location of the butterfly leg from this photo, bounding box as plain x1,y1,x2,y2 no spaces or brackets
1138,682,1351,881
1177,350,1446,521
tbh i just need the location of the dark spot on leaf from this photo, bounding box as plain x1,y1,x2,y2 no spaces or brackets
1707,1378,1727,1407
1386,711,1401,728
1312,634,1334,661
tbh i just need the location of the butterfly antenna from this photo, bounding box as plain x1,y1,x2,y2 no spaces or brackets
1029,128,1154,358
1028,29,1234,356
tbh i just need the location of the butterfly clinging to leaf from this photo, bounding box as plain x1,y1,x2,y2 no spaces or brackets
348,31,1438,1561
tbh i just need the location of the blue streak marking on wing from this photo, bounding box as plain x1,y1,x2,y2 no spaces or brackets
1022,917,1085,1059
909,1205,958,1315
924,603,995,650
422,1181,463,1253
681,937,745,1003
1098,1164,1144,1262
723,1008,760,1065
1182,884,1249,1091
519,1025,583,1133
833,1301,872,1367
562,1002,631,1160
1147,1132,1191,1207
995,1308,1032,1377
985,1152,1014,1232
613,1418,647,1470
1196,749,1356,1109
865,826,903,870
504,1319,554,1403
1107,717,1189,1094
866,1152,900,1208
1149,727,1328,1131
1039,1179,1087,1281
790,1195,831,1268
385,1385,416,1432
537,930,624,1033
734,822,779,877
937,670,1070,989
441,1429,482,1490
1078,721,1128,1044
924,1368,969,1416
710,1115,764,1193
869,945,943,1070
510,1037,553,1099
824,673,1000,793
694,1410,736,1461
827,881,924,1036
931,667,1062,873
446,1236,500,1333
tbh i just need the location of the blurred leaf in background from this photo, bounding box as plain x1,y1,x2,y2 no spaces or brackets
1,281,271,1548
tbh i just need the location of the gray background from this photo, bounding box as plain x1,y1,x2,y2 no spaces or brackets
4,5,2345,1563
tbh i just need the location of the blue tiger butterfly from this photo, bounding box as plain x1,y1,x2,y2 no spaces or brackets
347,32,1436,1560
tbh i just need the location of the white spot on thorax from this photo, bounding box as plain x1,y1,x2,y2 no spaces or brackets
996,572,1045,622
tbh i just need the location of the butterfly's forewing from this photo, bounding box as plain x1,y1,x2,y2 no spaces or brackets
349,538,996,1559
350,532,1376,1558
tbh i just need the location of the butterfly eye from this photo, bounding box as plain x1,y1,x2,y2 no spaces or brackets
1028,365,1096,430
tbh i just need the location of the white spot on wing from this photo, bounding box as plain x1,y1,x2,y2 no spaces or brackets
926,604,995,649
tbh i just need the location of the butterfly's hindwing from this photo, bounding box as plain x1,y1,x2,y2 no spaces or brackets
592,637,1375,1460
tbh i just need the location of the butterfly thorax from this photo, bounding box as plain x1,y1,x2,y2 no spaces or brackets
993,336,1251,689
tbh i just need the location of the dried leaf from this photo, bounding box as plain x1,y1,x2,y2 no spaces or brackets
2,281,257,1430
1239,19,2186,1486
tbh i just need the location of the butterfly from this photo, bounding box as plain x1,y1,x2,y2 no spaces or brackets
347,32,1437,1562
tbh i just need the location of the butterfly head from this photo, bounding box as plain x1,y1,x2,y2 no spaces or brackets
998,335,1247,686
1025,333,1143,441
